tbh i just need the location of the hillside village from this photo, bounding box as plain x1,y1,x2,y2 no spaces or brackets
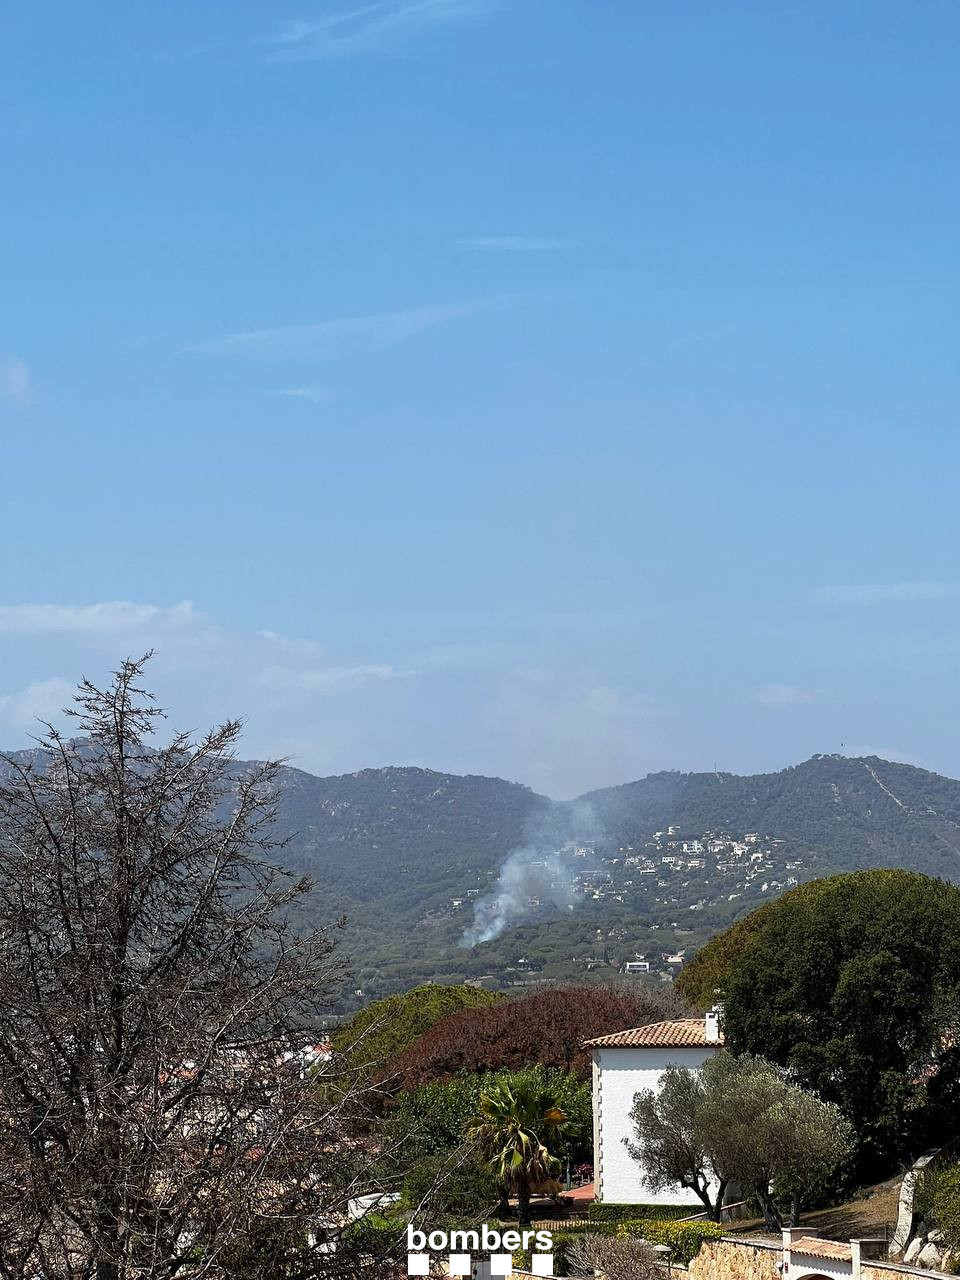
85,750,960,1010
444,827,818,985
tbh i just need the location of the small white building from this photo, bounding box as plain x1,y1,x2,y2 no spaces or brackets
587,1010,724,1205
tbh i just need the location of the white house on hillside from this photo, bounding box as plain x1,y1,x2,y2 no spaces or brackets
586,1009,724,1205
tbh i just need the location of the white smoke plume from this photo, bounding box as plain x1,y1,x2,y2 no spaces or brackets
459,802,602,948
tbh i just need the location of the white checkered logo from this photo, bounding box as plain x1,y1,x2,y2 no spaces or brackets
405,1225,554,1276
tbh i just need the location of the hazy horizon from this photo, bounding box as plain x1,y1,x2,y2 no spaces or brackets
0,693,941,802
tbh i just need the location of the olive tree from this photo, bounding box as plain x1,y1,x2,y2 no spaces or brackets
627,1053,852,1229
625,1062,728,1220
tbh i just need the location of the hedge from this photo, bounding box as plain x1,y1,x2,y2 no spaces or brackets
929,1161,960,1251
588,1202,703,1223
554,1221,616,1237
628,1219,725,1264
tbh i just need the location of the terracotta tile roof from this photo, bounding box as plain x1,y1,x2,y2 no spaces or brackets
584,1019,724,1048
789,1238,852,1262
564,1182,594,1203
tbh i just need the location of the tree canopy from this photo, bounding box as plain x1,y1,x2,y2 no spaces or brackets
675,899,780,1009
626,1060,727,1219
467,1076,570,1228
384,983,686,1088
684,870,960,1176
385,1064,593,1168
383,1065,591,1228
627,1053,852,1228
332,981,498,1077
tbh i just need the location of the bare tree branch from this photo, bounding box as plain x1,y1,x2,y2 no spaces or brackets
0,657,401,1280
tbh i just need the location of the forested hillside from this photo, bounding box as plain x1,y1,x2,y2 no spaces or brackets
8,746,960,1010
255,753,960,1005
270,764,549,919
581,753,960,880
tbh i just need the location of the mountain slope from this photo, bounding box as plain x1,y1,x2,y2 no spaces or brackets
270,764,550,917
580,754,960,880
7,746,960,1008
263,754,960,1003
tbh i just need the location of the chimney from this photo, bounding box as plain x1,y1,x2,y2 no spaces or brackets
704,1004,723,1043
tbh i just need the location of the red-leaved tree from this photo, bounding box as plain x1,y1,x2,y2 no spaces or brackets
383,984,687,1091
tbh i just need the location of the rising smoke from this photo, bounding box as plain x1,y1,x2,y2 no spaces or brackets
459,801,603,948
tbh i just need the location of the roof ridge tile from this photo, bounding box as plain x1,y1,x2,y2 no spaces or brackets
584,1017,725,1049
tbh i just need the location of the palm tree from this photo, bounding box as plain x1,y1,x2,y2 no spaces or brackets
467,1078,569,1228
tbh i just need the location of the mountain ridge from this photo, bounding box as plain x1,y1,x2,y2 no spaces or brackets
6,745,960,1007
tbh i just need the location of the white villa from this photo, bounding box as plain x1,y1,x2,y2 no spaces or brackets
586,1008,724,1205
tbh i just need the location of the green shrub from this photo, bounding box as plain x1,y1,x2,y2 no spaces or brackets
588,1201,702,1223
340,1213,408,1264
401,1151,501,1223
929,1161,960,1250
386,1064,593,1167
628,1218,725,1264
558,1221,616,1238
916,1164,951,1221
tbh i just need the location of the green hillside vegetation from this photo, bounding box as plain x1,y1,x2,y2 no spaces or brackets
272,764,548,913
14,747,960,1008
309,755,960,1003
582,754,960,878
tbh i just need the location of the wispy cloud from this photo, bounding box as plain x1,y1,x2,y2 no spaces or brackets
0,602,199,635
0,357,32,407
193,298,498,361
813,582,960,605
751,683,817,710
261,0,496,61
0,606,413,770
261,663,409,693
258,630,326,658
458,236,580,252
267,386,329,403
0,677,75,733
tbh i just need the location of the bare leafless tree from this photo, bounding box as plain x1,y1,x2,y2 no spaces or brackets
0,656,402,1280
565,1233,661,1280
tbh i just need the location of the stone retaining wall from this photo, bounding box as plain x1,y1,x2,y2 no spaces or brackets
688,1237,955,1280
513,1235,957,1280
690,1238,782,1280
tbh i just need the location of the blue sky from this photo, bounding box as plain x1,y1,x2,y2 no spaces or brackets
3,1,960,797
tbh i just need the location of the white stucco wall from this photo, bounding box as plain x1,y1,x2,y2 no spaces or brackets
786,1253,851,1280
593,1044,723,1205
